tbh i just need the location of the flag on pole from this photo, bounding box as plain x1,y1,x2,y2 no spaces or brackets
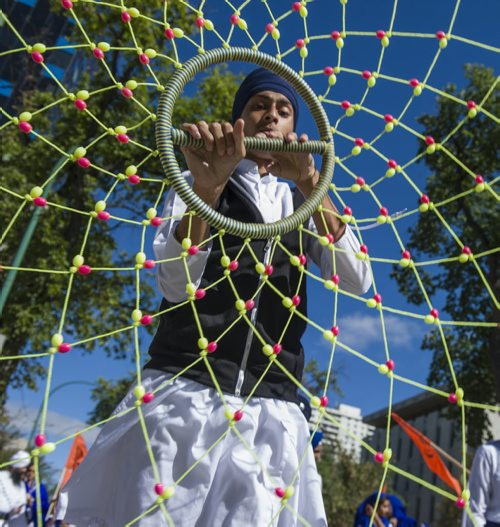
61,434,88,487
391,412,462,496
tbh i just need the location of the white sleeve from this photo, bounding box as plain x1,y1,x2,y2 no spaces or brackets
153,173,212,303
304,216,372,296
462,445,491,527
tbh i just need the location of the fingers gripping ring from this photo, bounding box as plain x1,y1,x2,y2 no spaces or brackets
156,47,335,239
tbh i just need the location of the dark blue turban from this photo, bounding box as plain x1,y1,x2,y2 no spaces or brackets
232,68,299,128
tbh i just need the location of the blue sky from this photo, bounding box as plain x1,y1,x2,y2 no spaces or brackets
5,0,499,476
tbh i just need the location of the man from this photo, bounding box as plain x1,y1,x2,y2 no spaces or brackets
64,68,371,526
0,451,30,527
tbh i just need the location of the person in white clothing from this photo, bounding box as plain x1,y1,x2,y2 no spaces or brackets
0,451,30,527
64,68,371,526
462,440,500,527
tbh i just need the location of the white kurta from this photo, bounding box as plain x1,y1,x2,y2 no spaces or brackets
0,471,28,527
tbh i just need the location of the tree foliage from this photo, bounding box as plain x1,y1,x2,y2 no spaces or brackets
391,64,499,446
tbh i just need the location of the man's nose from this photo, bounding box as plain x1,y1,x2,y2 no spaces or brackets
264,104,279,122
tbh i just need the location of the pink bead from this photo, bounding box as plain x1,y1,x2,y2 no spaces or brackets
292,295,301,306
154,483,164,496
323,66,334,75
33,197,47,207
387,159,397,168
295,39,305,48
194,289,206,300
376,30,385,39
245,299,255,311
121,11,131,23
373,293,382,303
467,100,476,109
207,341,218,353
430,308,439,318
230,14,239,25
195,17,204,28
150,217,162,226
402,250,411,259
409,78,419,87
448,393,458,404
121,88,133,98
343,206,352,215
142,392,155,403
455,498,466,509
61,0,73,9
93,48,104,60
355,177,365,186
31,51,44,63
128,175,141,184
77,157,90,168
475,175,484,183
139,53,150,65
19,121,33,133
78,265,91,275
140,315,153,325
384,114,394,123
354,137,364,146
462,246,471,255
341,100,351,109
420,194,430,204
233,410,243,421
265,23,274,33
331,274,339,284
58,343,71,353
361,70,371,79
35,434,46,447
320,395,328,407
298,254,307,266
187,245,199,255
275,487,285,498
144,259,156,269
273,344,282,355
331,326,339,336
164,28,175,39
292,2,301,11
97,211,110,221
326,233,334,244
228,260,239,271
74,99,87,110
386,359,395,371
331,31,340,40
436,31,446,40
380,207,389,216
116,133,129,144
374,452,384,463
425,136,435,145
265,264,274,276
360,244,368,254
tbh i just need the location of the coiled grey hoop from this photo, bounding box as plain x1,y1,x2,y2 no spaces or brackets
156,47,334,239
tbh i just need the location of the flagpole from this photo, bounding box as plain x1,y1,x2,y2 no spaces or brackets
428,439,470,475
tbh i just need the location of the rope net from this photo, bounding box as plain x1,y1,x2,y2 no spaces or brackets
0,0,498,525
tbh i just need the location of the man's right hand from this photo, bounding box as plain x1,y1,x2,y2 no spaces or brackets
180,119,246,199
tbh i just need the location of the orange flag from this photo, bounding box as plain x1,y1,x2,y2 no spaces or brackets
61,434,88,487
391,412,461,496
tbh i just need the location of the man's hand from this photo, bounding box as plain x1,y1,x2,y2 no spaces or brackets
180,119,246,199
259,131,315,185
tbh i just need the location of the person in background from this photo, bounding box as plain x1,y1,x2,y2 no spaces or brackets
355,492,417,527
462,439,500,527
24,464,48,527
0,451,30,527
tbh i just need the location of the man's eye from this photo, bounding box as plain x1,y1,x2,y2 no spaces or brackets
254,104,265,110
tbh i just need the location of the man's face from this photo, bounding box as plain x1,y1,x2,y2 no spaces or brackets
240,90,294,161
378,499,393,518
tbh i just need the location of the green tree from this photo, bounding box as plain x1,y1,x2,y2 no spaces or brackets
391,64,499,447
0,2,242,423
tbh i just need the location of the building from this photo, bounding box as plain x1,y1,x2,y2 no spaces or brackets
363,390,500,525
311,403,374,462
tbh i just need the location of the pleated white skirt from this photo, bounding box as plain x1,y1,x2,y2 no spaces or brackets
63,369,327,527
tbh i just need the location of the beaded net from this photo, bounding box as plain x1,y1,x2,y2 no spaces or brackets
0,0,499,525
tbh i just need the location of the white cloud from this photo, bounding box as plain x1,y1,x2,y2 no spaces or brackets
336,312,421,351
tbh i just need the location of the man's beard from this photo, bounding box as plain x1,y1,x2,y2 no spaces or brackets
11,470,23,485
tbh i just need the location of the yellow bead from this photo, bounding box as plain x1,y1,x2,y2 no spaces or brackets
33,43,46,53
262,344,273,356
299,6,308,17
72,255,84,267
131,309,143,322
126,80,138,90
197,337,208,350
173,28,184,38
336,38,344,49
135,252,146,264
19,111,32,122
74,147,86,158
271,28,280,40
299,47,308,58
381,36,390,47
98,42,110,52
30,186,43,198
128,7,140,17
133,385,145,398
125,165,137,176
146,208,157,219
145,49,157,59
328,74,337,86
237,18,247,30
51,333,63,346
76,90,89,100
94,200,106,212
204,19,214,30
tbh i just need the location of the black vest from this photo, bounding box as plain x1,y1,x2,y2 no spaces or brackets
145,179,307,402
